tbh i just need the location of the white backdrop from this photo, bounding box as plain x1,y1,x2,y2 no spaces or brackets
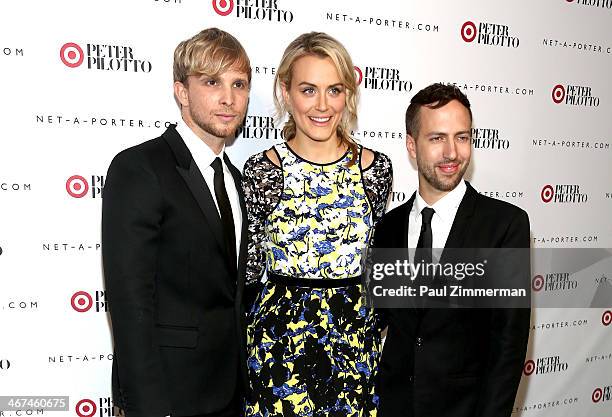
1,1,611,416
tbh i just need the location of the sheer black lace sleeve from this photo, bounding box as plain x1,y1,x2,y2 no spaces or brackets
242,150,283,290
362,150,393,224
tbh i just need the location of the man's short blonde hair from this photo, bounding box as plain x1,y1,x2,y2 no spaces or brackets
173,27,251,84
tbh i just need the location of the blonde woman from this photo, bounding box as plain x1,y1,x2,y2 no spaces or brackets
242,32,392,416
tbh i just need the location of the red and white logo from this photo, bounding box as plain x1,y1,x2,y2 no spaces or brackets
532,275,544,292
523,360,536,376
60,42,84,68
540,185,554,203
354,66,363,86
603,310,612,326
75,399,97,417
461,21,477,42
66,175,89,198
592,387,603,403
71,291,93,313
212,0,234,16
552,84,566,104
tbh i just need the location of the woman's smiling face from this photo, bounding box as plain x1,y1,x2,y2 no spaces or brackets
282,55,347,144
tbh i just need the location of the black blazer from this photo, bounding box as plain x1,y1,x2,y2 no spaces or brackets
374,182,530,417
102,126,247,417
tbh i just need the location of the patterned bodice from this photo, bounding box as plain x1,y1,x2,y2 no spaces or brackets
242,142,393,284
265,143,372,278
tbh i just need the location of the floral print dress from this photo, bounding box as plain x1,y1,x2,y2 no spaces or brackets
242,142,392,417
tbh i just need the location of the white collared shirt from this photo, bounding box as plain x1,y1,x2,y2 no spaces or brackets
176,120,242,263
408,180,467,253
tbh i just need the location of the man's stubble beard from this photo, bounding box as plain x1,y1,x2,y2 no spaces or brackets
190,107,244,140
417,155,470,192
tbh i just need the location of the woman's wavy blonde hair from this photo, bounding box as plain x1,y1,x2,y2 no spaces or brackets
273,32,359,165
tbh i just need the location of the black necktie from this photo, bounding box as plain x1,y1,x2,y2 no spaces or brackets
414,207,435,309
415,207,435,265
211,157,236,267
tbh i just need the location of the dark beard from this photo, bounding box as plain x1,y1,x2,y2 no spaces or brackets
417,157,469,192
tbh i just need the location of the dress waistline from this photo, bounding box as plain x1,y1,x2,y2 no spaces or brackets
267,272,361,288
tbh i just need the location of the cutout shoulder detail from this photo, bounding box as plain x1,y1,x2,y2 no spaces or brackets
360,147,376,170
264,147,282,168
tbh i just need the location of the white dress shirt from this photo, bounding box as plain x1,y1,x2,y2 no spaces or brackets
176,120,242,263
408,180,467,255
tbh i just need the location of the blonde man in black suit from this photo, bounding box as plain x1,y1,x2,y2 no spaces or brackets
103,28,251,417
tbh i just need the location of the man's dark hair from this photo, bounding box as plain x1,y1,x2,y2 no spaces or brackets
405,83,472,137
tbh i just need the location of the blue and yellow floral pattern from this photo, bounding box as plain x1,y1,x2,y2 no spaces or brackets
242,143,392,417
265,144,373,279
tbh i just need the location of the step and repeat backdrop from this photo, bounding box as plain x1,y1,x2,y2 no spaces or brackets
1,0,612,416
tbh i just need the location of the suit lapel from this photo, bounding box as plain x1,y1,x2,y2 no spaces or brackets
162,126,227,253
401,193,416,248
177,163,227,252
443,181,478,249
400,193,421,312
224,154,247,291
438,182,478,307
224,153,246,248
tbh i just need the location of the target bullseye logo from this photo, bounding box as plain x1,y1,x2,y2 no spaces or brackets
212,0,234,16
523,360,535,376
541,185,554,203
75,399,97,417
552,84,566,104
66,175,90,198
461,21,477,42
592,387,603,403
71,291,93,313
60,42,84,68
354,66,363,86
603,310,612,326
532,275,545,292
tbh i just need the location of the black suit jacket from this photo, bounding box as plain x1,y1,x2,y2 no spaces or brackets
102,125,247,417
374,182,530,417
